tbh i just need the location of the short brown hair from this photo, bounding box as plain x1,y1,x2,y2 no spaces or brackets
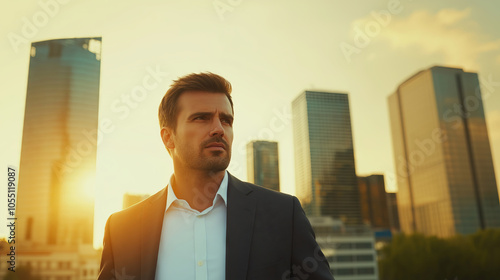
158,72,233,130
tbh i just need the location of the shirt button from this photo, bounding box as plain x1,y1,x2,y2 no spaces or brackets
198,260,204,266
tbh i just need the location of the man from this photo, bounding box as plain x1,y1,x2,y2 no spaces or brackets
98,72,334,280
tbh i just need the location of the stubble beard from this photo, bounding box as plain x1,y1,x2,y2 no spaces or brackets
203,150,231,172
178,139,231,173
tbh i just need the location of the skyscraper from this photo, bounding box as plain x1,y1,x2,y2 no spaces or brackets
357,175,390,229
17,37,102,250
292,91,362,225
246,140,280,192
388,66,500,237
385,192,400,232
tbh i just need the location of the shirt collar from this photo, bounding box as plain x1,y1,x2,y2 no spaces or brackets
165,170,228,212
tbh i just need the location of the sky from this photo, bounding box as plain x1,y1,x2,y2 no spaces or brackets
1,0,499,248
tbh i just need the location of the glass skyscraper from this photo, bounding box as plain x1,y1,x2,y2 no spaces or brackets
358,175,391,229
292,91,362,225
17,37,102,250
246,140,280,192
388,66,500,237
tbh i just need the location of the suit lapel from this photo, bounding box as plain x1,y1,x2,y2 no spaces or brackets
140,187,167,280
226,173,256,280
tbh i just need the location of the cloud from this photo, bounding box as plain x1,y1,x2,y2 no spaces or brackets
375,8,500,69
435,8,471,25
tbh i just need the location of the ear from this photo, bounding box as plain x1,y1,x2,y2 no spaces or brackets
160,127,175,151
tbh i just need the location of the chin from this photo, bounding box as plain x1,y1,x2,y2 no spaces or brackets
204,158,230,171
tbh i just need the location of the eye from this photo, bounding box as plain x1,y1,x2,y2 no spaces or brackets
194,116,208,120
221,118,233,125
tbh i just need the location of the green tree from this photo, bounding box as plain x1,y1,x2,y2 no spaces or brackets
378,229,500,280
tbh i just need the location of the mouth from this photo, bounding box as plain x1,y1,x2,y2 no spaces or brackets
205,142,226,150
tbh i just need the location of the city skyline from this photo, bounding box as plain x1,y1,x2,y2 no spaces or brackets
1,1,499,247
388,66,500,237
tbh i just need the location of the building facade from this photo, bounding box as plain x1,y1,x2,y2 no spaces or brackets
246,140,280,192
310,217,378,280
17,37,102,250
388,66,500,237
292,91,362,225
357,175,391,229
385,192,400,232
0,245,101,280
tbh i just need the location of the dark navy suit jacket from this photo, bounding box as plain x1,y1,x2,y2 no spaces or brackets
98,173,334,280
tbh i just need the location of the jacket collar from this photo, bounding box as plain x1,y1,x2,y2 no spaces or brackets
140,187,167,280
139,172,256,280
225,173,257,280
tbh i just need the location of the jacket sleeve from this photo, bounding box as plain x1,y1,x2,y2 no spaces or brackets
290,196,334,280
98,215,115,280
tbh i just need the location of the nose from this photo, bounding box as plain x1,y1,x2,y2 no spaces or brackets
209,118,224,137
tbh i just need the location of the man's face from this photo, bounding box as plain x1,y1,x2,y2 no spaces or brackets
162,91,234,172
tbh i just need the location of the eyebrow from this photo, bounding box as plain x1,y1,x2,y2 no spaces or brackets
188,112,234,123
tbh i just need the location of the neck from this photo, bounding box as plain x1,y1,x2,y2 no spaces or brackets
171,168,225,211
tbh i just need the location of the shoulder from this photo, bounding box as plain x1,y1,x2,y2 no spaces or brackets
229,173,293,197
228,173,298,208
249,182,295,202
106,187,166,227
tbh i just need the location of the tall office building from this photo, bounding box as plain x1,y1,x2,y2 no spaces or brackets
357,175,390,229
246,140,280,192
388,66,500,237
385,192,400,232
17,37,102,250
292,91,362,225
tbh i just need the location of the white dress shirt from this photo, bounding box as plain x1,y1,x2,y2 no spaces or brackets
155,171,228,280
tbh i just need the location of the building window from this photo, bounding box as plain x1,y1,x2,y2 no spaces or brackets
336,255,354,262
48,42,63,57
355,254,374,262
357,267,375,275
334,242,352,249
333,268,355,275
354,242,372,249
